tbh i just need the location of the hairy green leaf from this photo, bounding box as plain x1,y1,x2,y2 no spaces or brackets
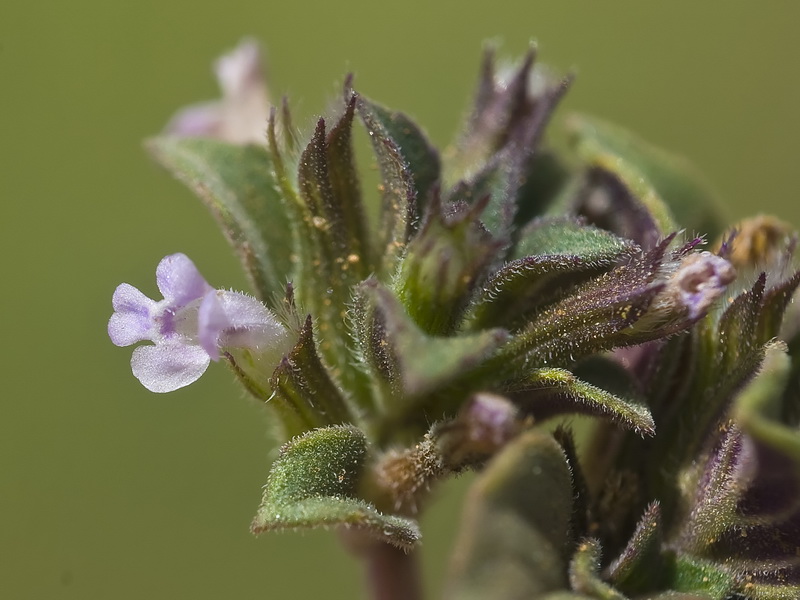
352,91,440,215
508,368,655,435
251,425,420,549
467,219,636,329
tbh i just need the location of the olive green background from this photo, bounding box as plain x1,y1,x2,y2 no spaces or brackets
3,2,799,598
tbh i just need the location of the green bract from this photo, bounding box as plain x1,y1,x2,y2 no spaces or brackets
143,42,800,599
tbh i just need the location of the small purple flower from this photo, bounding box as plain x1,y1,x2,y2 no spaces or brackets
164,39,271,145
109,253,290,393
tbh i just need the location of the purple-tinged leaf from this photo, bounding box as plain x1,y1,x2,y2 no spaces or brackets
325,95,374,273
347,84,440,217
676,427,756,554
566,115,724,242
272,109,375,401
569,165,667,251
493,236,676,368
444,47,572,244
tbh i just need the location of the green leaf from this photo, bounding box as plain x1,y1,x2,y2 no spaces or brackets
756,270,800,346
567,115,725,239
716,274,766,377
515,217,638,261
467,219,637,330
445,430,574,599
569,538,628,599
508,368,655,436
146,136,292,301
738,582,800,600
251,425,420,550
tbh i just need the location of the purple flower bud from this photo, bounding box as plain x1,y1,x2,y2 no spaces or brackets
669,251,736,320
619,250,736,342
108,253,290,393
164,39,271,145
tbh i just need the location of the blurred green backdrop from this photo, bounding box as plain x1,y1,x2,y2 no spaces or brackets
3,2,799,598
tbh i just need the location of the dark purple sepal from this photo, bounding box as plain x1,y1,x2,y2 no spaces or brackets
495,235,676,369
571,165,666,250
445,47,572,244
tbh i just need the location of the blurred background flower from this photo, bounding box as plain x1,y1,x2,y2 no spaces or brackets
3,2,800,598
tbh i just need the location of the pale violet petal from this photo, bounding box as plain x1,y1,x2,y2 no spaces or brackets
214,38,265,98
130,343,210,393
213,291,290,353
155,253,213,306
163,39,269,145
109,283,157,346
197,291,229,361
164,101,225,138
212,39,270,144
